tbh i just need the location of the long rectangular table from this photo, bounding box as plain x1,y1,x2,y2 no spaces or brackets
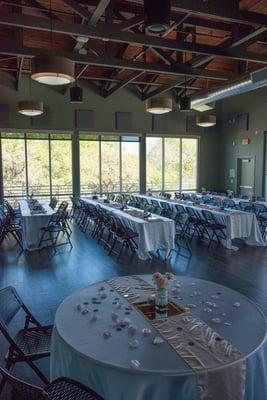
81,197,175,260
19,199,55,251
136,195,266,250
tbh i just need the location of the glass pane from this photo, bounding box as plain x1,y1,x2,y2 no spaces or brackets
51,140,72,200
164,138,180,191
80,140,100,194
181,138,198,191
146,137,162,192
2,137,27,202
121,142,139,192
101,141,120,193
27,139,50,197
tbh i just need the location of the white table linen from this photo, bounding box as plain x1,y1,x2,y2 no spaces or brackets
136,195,266,250
51,275,267,400
81,197,175,260
19,199,55,251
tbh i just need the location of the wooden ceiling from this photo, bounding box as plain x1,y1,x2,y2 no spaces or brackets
0,0,266,100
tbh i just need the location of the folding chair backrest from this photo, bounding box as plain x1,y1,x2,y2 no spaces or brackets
160,201,171,211
202,210,215,222
175,204,186,214
0,286,23,330
151,199,159,207
0,366,50,400
58,201,68,212
254,203,267,215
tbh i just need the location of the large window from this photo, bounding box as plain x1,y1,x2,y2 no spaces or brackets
0,132,72,203
146,137,198,193
146,137,162,191
80,134,140,195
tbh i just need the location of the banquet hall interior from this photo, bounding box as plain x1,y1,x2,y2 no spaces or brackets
0,0,267,399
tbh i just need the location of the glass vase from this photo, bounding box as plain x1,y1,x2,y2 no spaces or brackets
155,287,168,319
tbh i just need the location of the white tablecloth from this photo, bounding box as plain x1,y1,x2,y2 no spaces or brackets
19,199,55,251
51,275,267,400
81,198,175,260
136,195,266,250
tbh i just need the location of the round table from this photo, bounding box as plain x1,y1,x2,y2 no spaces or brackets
51,275,267,400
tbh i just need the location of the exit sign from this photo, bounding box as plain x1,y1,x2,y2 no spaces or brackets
242,138,250,145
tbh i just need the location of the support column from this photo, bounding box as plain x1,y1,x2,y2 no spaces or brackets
72,129,80,197
139,134,146,194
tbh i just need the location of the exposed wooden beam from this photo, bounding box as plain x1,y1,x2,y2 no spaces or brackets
76,64,89,79
0,41,232,81
16,56,23,90
143,25,267,100
1,13,266,64
79,0,267,28
89,0,111,26
60,0,92,20
117,15,144,32
150,48,174,66
171,0,267,28
104,71,144,97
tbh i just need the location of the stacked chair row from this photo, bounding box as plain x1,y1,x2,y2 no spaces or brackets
0,200,23,250
70,197,139,260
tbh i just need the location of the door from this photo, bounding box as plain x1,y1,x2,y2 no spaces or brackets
236,157,255,197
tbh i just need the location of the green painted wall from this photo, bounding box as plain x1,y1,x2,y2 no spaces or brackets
0,73,220,191
218,87,267,196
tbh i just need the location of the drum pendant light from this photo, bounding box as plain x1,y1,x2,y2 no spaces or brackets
18,75,44,117
144,0,171,33
18,100,44,116
31,56,75,85
31,2,74,85
196,115,217,127
146,97,172,114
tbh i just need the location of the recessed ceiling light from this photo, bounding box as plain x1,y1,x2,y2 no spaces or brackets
144,0,171,33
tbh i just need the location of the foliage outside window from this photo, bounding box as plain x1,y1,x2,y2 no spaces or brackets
146,137,198,193
80,134,140,195
0,132,72,204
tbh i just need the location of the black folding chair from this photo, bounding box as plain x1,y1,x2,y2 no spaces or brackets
49,197,58,210
38,211,72,251
0,366,104,400
0,287,52,394
201,209,226,248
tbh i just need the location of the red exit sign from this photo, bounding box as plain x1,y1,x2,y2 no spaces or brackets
242,138,250,145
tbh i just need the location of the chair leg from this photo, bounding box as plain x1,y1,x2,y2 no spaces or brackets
108,236,117,256
28,361,49,385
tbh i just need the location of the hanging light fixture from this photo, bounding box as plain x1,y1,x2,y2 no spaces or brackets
31,56,75,85
70,85,83,103
144,0,171,33
18,74,44,117
31,2,75,86
18,100,44,116
146,97,172,114
196,115,217,128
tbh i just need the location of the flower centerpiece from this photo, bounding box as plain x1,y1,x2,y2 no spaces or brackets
152,272,174,319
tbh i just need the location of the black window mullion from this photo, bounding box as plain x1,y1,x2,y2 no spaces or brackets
24,133,29,198
49,134,52,201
